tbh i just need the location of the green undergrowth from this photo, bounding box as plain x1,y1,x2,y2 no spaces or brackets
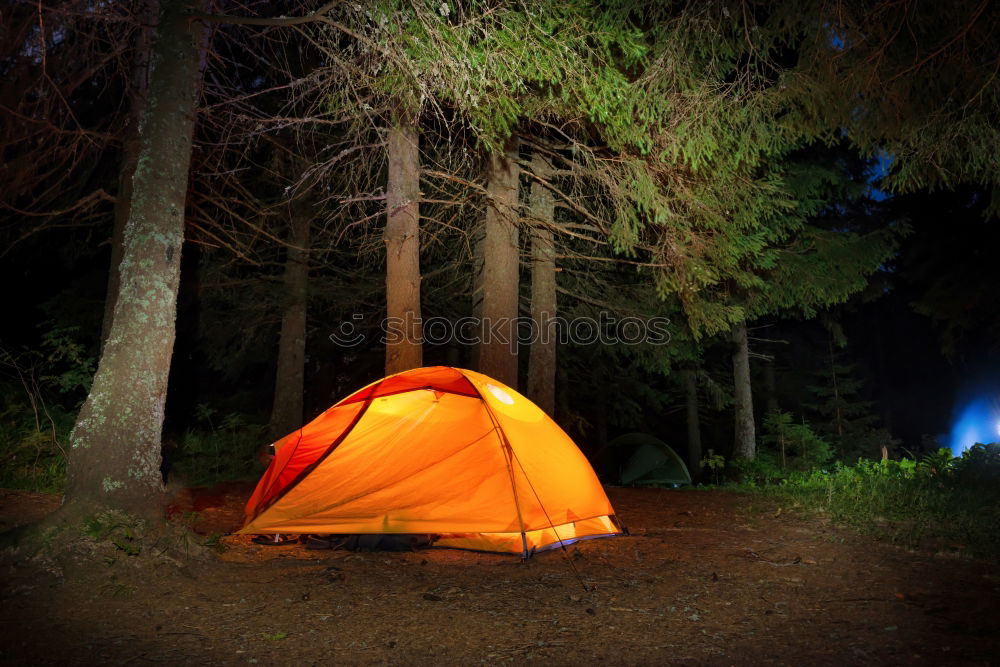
0,393,72,493
0,382,266,492
0,326,97,493
0,413,267,494
732,444,1000,559
83,511,146,557
166,407,267,487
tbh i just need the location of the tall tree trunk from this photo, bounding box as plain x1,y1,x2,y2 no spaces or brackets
478,144,520,388
64,0,204,515
732,321,756,460
100,0,158,350
269,197,312,441
383,121,422,375
683,368,703,477
526,152,556,415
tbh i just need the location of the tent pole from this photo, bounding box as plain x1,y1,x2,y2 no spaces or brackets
502,439,530,560
479,398,531,559
479,390,592,576
505,445,592,592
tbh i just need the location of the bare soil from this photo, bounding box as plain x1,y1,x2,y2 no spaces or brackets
2,485,998,665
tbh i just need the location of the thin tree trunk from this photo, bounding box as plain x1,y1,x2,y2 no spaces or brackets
827,338,845,458
64,0,204,515
384,121,422,375
873,311,893,434
526,151,556,415
469,222,484,371
100,0,158,350
594,380,608,450
763,356,779,416
556,364,570,424
732,321,756,460
268,197,312,441
683,368,703,477
478,144,520,388
778,418,786,469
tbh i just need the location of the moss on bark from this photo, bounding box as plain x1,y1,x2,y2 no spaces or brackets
65,0,204,517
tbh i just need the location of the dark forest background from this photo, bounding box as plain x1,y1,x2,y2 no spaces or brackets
1,0,998,500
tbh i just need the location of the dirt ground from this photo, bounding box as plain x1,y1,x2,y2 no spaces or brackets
2,485,998,665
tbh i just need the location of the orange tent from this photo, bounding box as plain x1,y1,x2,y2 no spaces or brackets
240,366,621,555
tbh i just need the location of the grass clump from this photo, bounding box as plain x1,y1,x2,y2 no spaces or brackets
83,511,144,557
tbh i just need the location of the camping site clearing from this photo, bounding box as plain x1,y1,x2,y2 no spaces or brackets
2,486,998,665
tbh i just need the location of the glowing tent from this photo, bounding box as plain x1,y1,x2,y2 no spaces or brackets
240,366,622,555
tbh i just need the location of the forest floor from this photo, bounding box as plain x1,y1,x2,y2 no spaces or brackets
1,485,999,666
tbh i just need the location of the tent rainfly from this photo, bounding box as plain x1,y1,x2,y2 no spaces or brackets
240,366,622,556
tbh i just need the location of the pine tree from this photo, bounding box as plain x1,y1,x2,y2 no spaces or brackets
477,144,521,387
101,0,158,351
761,411,833,472
384,119,423,375
778,0,1000,213
65,0,206,515
268,194,313,441
805,340,895,461
526,149,557,413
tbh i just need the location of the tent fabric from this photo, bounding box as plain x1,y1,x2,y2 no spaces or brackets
607,433,692,486
240,366,621,555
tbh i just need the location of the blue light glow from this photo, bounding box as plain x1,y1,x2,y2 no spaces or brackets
949,394,1000,455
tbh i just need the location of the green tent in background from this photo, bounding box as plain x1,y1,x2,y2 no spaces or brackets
604,433,692,487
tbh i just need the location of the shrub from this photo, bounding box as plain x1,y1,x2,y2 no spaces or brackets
166,407,266,486
953,443,1000,482
760,411,834,472
0,325,96,492
748,447,1000,559
0,384,72,492
699,449,726,485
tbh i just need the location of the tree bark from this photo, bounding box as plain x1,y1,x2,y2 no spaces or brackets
383,121,422,375
64,0,204,515
526,151,556,415
101,0,158,351
268,197,312,441
683,368,703,476
478,144,520,388
732,321,756,460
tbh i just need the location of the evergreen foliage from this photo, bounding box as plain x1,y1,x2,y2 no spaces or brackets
804,344,897,461
775,0,1000,211
759,410,833,472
